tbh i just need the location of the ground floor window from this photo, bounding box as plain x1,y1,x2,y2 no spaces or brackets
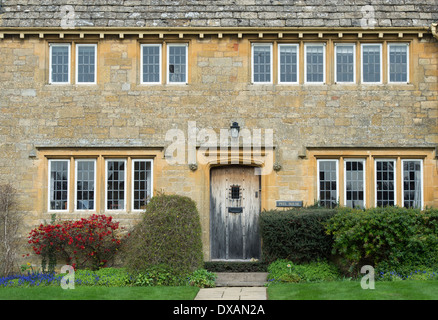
47,155,153,213
316,155,424,209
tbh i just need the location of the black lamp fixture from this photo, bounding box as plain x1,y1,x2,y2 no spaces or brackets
230,122,240,139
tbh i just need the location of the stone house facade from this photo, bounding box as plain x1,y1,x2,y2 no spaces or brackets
0,1,437,261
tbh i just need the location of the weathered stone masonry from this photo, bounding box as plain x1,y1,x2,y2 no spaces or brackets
0,0,437,260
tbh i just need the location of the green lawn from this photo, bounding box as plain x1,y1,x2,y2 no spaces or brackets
267,280,438,300
0,286,200,300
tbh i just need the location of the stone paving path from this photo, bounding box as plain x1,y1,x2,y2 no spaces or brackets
194,287,267,300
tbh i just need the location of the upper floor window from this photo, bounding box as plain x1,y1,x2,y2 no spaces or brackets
335,43,355,83
305,43,325,84
141,44,162,84
361,43,382,84
168,44,188,84
388,43,409,83
278,44,299,84
76,44,97,84
252,43,272,84
50,44,71,84
49,43,97,85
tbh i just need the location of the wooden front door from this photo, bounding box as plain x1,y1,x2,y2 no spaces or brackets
210,166,261,260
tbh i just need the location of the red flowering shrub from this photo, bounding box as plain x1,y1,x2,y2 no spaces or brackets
28,215,128,270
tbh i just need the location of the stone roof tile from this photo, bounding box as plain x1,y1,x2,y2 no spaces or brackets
0,0,437,28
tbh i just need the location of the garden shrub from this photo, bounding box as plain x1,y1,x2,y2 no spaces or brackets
325,207,438,273
28,214,127,270
267,259,341,284
187,269,216,288
122,193,204,275
259,208,336,263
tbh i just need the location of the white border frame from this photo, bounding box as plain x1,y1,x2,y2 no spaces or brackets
304,43,326,85
251,43,273,84
401,159,423,209
105,159,127,211
131,159,154,212
316,159,339,206
278,43,300,85
387,42,410,84
74,159,97,212
334,43,356,84
361,43,383,84
374,158,397,207
48,159,70,212
343,158,366,208
140,44,162,85
167,43,189,84
75,44,97,85
49,43,71,84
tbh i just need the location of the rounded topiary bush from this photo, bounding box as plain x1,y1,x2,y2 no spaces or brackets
122,193,204,275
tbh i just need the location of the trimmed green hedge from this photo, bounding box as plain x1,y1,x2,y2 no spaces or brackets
259,208,336,264
325,207,438,272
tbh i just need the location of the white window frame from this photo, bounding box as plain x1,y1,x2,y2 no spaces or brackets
140,44,162,85
166,43,188,84
48,159,70,212
317,159,339,207
334,43,356,84
388,43,409,84
75,44,97,85
304,43,326,84
74,159,97,212
131,159,154,212
401,159,423,209
105,159,127,212
343,158,366,208
361,43,382,84
251,43,273,84
278,43,299,84
374,158,397,207
49,43,71,84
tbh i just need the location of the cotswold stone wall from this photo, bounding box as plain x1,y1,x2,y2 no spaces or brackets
0,32,437,259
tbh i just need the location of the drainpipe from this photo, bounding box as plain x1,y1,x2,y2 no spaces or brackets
432,23,438,40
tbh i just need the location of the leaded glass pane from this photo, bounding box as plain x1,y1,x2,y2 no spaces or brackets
76,160,95,210
51,45,69,83
319,160,337,208
345,160,365,208
403,160,422,208
376,160,395,207
389,44,408,83
133,160,152,210
77,45,96,83
50,160,69,210
306,45,324,83
168,45,187,83
253,45,271,83
362,44,381,83
142,45,161,83
279,45,298,83
336,45,354,83
107,160,125,210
